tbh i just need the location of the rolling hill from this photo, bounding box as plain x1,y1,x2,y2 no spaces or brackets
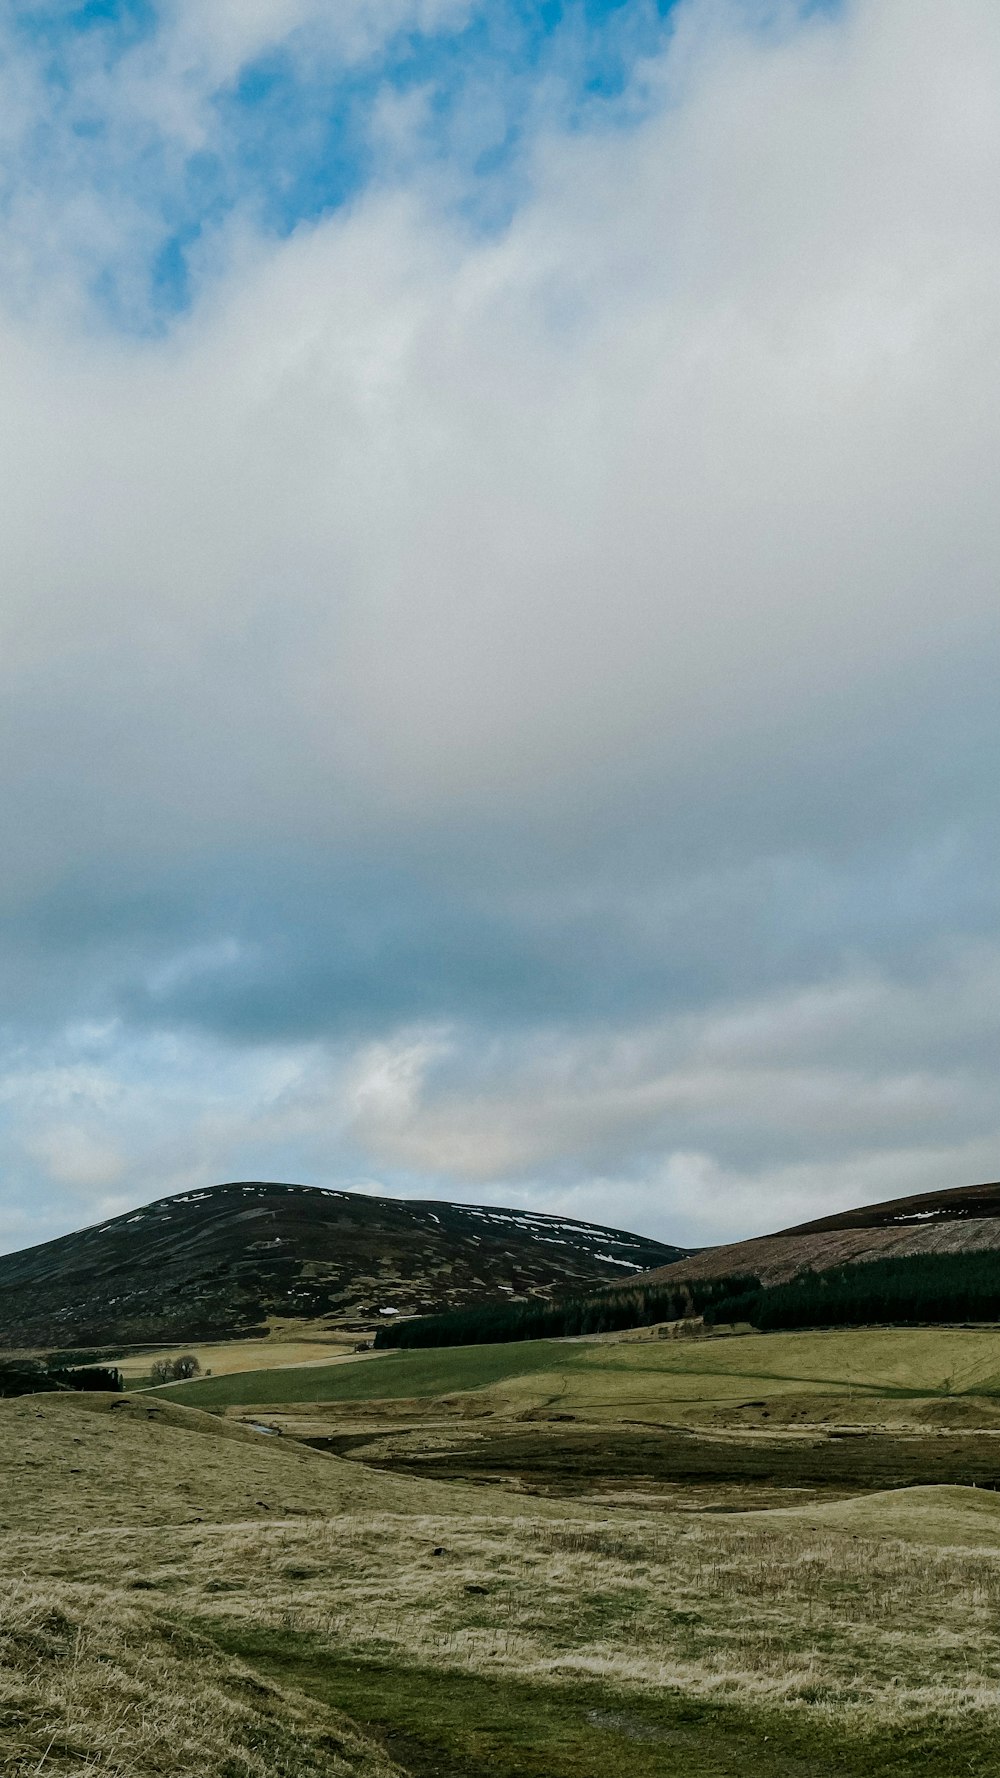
0,1180,686,1350
640,1178,1000,1289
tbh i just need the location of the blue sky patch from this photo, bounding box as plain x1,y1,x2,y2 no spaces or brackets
1,0,692,330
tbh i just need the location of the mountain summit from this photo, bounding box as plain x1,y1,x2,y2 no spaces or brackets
0,1181,687,1349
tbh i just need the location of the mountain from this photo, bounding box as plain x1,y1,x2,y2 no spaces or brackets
638,1179,1000,1290
0,1181,687,1350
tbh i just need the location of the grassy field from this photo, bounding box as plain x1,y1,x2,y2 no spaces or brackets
105,1326,360,1381
0,1583,396,1778
160,1322,1000,1413
208,1631,989,1778
9,1400,1000,1775
157,1337,575,1406
11,1326,1000,1773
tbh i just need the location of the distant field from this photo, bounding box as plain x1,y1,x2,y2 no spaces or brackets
156,1339,573,1406
110,1333,356,1381
160,1324,1000,1414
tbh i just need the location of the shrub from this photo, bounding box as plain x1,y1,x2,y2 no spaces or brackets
150,1353,202,1384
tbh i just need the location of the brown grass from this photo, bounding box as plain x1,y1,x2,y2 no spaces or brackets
0,1394,479,1533
9,1368,1000,1767
0,1580,399,1777
13,1485,1000,1737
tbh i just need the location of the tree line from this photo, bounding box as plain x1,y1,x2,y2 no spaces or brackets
0,1357,124,1397
372,1275,757,1350
703,1249,1000,1331
373,1247,1000,1350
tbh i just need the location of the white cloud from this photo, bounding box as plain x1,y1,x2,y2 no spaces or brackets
344,953,999,1156
4,943,1000,1252
3,0,997,856
2,2,1000,1245
24,1125,128,1193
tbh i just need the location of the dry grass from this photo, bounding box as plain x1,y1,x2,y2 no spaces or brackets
0,1394,480,1533
0,1580,399,1777
10,1345,1000,1770
13,1485,1000,1739
109,1331,360,1382
190,1496,1000,1723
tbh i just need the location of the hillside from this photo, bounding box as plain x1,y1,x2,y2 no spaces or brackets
641,1178,1000,1289
0,1180,685,1349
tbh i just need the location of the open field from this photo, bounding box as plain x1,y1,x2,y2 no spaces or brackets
10,1328,1000,1772
106,1329,361,1381
156,1325,1000,1509
158,1337,577,1406
161,1321,1000,1414
7,1396,1000,1774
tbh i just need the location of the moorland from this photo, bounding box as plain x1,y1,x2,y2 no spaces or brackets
0,1181,684,1349
5,1320,1000,1775
8,1178,1000,1775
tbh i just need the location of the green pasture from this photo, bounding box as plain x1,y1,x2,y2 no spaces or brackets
155,1323,1000,1414
151,1339,573,1406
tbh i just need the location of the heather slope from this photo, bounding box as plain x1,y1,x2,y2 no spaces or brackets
0,1180,684,1349
640,1179,1000,1288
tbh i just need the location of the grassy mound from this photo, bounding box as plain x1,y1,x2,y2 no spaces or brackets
0,1393,463,1532
0,1581,396,1778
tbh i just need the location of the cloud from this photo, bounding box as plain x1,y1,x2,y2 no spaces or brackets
24,1125,128,1193
340,947,1000,1239
0,0,662,326
5,946,1000,1249
2,0,1000,1248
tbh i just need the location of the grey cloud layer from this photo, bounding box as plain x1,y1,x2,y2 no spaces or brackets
2,0,1000,1246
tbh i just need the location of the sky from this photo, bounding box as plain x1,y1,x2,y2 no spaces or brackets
1,0,1000,1255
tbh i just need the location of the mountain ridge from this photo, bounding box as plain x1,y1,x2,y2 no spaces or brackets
638,1179,1000,1291
0,1180,687,1350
